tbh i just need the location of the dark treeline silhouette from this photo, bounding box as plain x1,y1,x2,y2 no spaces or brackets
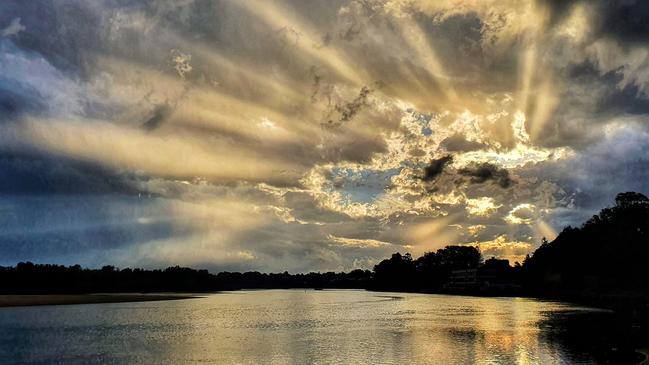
0,263,373,294
214,269,372,291
370,247,521,294
522,191,649,303
0,264,218,294
2,191,648,306
518,191,649,361
369,191,649,301
372,247,480,291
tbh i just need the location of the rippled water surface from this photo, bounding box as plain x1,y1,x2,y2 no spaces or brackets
0,290,606,364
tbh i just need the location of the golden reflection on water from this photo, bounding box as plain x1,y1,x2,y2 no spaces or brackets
0,290,599,364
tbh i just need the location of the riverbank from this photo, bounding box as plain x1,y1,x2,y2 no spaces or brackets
0,294,199,307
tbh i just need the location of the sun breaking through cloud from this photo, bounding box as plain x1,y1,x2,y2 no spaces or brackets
1,0,649,271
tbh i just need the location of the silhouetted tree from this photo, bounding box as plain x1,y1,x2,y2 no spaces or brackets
371,246,482,291
0,264,373,293
413,246,482,290
523,192,649,300
373,252,417,290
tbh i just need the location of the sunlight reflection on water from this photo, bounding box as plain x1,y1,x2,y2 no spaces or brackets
0,290,603,364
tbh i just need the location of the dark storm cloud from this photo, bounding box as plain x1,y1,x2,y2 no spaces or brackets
535,59,649,149
440,134,487,152
0,3,151,201
531,0,649,148
540,0,649,45
597,1,649,44
0,196,188,267
0,81,46,121
567,61,649,114
422,155,453,182
0,0,102,77
0,39,71,120
0,152,141,195
0,220,174,266
458,163,514,188
521,123,649,229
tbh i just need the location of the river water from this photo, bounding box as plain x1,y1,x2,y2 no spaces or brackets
0,290,613,364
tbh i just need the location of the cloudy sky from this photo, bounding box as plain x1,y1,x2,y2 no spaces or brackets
1,0,648,272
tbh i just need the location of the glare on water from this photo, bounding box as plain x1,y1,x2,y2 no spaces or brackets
0,290,602,364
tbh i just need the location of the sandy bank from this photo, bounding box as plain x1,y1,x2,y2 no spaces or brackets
0,294,199,307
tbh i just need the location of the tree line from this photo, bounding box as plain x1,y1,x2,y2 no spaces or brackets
0,247,499,294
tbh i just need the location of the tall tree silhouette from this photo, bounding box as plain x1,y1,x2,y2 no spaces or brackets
372,246,482,291
524,192,649,297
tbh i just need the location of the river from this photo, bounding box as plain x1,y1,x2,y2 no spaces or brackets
0,289,617,364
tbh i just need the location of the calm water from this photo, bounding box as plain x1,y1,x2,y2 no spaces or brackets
0,290,610,364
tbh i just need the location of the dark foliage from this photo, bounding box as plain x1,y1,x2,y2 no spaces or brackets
371,246,483,291
0,264,218,294
214,269,373,291
0,246,486,294
523,191,649,302
0,263,373,294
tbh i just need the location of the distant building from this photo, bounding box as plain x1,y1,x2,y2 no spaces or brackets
446,257,520,293
446,268,478,291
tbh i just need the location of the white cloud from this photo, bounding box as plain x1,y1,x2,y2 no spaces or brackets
327,235,393,248
466,197,501,217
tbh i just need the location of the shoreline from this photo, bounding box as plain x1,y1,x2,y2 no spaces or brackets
0,293,201,307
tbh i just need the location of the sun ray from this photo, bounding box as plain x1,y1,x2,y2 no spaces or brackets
172,87,322,144
167,35,308,108
229,0,366,86
517,43,537,116
394,16,458,104
528,79,560,141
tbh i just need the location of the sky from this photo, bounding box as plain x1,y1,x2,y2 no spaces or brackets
1,0,649,272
